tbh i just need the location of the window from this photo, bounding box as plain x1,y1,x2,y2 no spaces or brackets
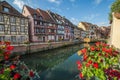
20,36,25,42
21,19,25,25
10,26,16,32
48,23,52,26
33,14,37,18
39,16,43,20
20,26,25,32
0,14,4,22
11,36,16,42
3,7,9,12
0,36,5,41
0,25,4,31
41,28,45,33
40,22,43,25
10,17,15,23
34,21,37,25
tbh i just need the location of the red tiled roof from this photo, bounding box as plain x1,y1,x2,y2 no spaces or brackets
37,9,55,23
25,5,40,17
0,1,25,18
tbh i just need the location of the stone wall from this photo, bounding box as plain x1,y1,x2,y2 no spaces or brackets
12,42,75,55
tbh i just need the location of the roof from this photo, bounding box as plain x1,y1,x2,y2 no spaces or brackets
0,1,26,18
81,22,92,30
37,9,55,23
25,5,55,23
24,5,41,17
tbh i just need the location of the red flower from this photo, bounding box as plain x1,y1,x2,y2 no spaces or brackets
95,42,100,46
6,46,14,51
29,70,34,77
88,60,92,64
90,46,95,51
10,65,16,70
86,63,90,67
96,48,100,51
79,73,83,79
76,60,81,65
93,62,98,69
86,60,92,67
4,55,9,60
5,41,11,45
81,48,87,54
83,54,88,61
0,68,4,74
76,61,82,70
14,73,21,79
4,51,11,55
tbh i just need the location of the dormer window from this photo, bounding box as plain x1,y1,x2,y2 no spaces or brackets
3,7,9,12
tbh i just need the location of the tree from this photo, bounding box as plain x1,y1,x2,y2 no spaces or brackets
109,0,120,21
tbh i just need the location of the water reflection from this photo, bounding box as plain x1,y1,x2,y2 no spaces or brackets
20,43,85,80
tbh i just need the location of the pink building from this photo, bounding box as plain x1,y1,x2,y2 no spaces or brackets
22,5,56,42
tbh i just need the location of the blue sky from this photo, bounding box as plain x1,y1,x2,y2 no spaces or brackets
6,0,115,26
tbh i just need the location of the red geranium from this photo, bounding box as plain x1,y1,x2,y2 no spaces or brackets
10,65,16,70
29,70,34,77
81,48,87,54
6,46,14,51
90,46,95,51
76,61,82,70
79,73,83,79
93,62,98,69
14,73,21,80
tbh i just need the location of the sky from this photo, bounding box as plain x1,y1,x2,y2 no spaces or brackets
6,0,115,26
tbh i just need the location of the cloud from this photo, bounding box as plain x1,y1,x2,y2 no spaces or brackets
70,0,76,2
82,14,99,21
48,0,61,4
94,0,103,5
70,17,79,25
47,7,62,13
96,22,109,26
13,0,25,9
13,0,38,10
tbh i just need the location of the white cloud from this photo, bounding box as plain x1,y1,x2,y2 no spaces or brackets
96,22,109,26
70,0,76,2
48,7,62,13
48,0,61,4
13,0,37,10
70,17,79,25
94,0,103,5
82,14,99,21
13,0,25,10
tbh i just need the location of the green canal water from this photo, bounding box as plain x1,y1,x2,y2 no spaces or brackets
20,43,86,80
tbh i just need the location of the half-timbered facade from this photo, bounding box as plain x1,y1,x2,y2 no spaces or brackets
0,1,28,44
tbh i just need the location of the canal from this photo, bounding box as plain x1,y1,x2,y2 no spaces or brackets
20,43,86,80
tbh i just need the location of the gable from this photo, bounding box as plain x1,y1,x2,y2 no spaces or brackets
0,1,24,17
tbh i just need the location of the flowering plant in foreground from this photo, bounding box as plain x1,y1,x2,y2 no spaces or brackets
0,41,40,80
76,42,120,80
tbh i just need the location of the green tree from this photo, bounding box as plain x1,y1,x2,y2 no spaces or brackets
109,0,120,21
